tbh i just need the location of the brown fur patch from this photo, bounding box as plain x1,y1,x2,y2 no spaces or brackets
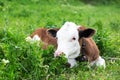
78,26,99,62
30,28,58,49
81,38,99,62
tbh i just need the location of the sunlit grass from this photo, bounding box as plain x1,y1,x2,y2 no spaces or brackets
0,0,120,80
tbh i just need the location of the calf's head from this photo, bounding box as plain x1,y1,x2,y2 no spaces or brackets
48,22,95,58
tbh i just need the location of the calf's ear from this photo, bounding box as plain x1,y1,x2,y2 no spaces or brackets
47,29,58,37
79,28,96,38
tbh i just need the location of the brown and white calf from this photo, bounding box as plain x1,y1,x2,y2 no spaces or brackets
25,28,59,49
48,22,106,68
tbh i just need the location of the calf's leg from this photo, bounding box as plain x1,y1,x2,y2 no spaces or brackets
68,58,77,68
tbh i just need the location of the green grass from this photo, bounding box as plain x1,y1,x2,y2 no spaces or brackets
0,0,120,80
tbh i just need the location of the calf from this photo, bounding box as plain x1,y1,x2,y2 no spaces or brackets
26,27,87,62
25,28,59,49
48,22,106,68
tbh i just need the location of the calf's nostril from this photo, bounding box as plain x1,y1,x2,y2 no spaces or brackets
54,51,64,57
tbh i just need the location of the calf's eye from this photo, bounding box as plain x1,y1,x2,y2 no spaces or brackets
72,37,76,40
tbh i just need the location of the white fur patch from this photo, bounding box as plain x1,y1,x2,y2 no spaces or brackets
90,56,106,69
25,35,41,44
32,35,41,41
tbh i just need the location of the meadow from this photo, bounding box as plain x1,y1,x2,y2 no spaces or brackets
0,0,120,80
